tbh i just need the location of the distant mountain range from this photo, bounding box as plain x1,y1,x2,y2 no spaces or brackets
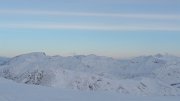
0,56,9,65
0,52,180,95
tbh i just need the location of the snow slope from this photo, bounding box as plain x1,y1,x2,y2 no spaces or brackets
0,52,180,95
0,77,180,101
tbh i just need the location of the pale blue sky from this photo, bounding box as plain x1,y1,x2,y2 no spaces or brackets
0,0,180,58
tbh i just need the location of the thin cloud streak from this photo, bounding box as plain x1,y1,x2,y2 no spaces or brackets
0,23,179,31
0,9,180,20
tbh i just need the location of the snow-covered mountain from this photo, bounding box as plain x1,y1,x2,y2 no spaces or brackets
0,52,180,95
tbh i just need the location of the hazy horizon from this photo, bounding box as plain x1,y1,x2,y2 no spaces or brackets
0,51,179,60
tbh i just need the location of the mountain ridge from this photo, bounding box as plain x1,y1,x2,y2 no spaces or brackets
0,52,180,95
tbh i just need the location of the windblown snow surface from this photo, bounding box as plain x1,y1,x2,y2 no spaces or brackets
0,52,180,100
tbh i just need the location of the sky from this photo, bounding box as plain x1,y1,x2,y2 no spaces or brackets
0,0,180,58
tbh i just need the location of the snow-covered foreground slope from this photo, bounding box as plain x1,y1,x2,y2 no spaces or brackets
0,52,180,95
0,77,180,101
